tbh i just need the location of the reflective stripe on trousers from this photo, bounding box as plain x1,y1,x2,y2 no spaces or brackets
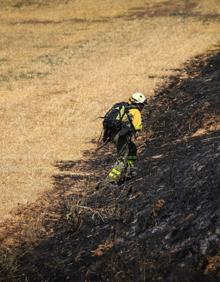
108,161,125,183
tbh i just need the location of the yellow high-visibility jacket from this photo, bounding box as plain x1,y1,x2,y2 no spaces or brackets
122,105,142,131
128,108,142,131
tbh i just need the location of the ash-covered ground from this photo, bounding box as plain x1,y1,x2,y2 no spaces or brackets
1,49,220,281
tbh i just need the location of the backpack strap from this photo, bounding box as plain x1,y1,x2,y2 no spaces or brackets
123,104,140,132
117,104,127,121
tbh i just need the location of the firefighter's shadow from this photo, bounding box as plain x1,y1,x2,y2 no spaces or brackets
53,141,115,192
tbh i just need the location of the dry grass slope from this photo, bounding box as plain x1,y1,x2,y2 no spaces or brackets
0,2,220,280
0,0,220,219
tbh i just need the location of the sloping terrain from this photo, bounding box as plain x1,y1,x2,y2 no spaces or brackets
0,46,219,282
0,0,220,281
1,0,220,219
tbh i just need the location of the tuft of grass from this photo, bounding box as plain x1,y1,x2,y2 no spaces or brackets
34,54,64,66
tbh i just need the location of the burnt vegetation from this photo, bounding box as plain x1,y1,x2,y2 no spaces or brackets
0,48,220,281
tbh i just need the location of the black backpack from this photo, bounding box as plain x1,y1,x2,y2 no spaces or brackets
102,102,131,142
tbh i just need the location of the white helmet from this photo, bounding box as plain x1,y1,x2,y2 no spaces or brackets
130,92,147,104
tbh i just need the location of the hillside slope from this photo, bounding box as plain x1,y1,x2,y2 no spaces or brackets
0,1,220,281
1,48,219,282
1,0,220,220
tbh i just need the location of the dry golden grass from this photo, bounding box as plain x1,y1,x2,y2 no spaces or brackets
0,0,220,219
195,0,220,14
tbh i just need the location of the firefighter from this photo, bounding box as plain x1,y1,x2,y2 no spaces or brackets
105,92,147,184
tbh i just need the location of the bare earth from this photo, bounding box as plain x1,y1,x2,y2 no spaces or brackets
0,0,220,219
